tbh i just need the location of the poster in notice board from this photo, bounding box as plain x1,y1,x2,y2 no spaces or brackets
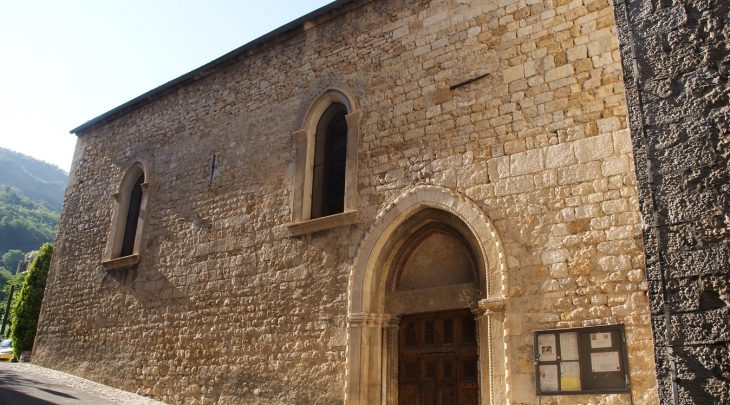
537,334,557,362
591,352,621,372
560,332,579,361
534,324,630,396
560,361,581,391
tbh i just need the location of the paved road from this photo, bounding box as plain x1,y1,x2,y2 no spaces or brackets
0,365,117,404
0,363,164,405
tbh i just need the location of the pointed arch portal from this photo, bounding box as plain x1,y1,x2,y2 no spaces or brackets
345,186,509,405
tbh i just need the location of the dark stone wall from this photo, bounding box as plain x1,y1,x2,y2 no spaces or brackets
613,0,730,403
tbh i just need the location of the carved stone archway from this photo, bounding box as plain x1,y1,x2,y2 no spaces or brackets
345,185,509,405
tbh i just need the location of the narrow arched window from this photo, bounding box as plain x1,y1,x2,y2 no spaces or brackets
120,174,144,257
103,161,150,270
287,89,361,236
311,103,348,219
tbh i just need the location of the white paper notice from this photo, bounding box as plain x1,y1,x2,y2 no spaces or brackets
561,361,581,376
591,351,621,372
539,365,559,392
560,332,579,361
537,334,557,361
590,332,612,348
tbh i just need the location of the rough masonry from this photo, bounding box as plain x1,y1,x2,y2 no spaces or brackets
614,0,730,403
34,0,661,404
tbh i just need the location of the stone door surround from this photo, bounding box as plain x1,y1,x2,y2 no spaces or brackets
345,185,509,405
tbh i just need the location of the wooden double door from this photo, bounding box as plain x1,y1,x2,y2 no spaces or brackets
398,309,479,405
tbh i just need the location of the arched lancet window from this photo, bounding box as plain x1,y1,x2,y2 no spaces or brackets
311,103,348,219
103,161,150,270
288,89,362,235
120,173,144,257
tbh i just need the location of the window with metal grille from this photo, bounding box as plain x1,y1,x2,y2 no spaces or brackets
443,319,454,344
425,321,435,345
405,361,417,380
406,322,417,347
426,361,436,379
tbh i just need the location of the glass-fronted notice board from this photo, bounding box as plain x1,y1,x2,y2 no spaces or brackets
533,325,630,395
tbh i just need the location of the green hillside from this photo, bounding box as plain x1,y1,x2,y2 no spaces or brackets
0,148,66,278
0,147,67,212
0,186,60,257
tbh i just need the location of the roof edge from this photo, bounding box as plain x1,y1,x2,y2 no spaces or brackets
70,0,355,135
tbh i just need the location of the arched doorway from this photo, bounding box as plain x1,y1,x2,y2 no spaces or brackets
345,186,508,405
387,213,481,405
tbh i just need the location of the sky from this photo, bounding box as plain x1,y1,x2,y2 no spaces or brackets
0,0,334,172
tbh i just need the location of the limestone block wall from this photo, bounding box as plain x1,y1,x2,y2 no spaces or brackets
613,0,730,403
35,0,657,404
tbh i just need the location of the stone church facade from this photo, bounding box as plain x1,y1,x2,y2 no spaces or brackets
33,0,667,404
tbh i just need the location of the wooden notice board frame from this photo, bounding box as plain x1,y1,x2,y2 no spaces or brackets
533,324,631,396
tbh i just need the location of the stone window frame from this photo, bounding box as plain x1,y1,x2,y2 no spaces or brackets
102,160,151,270
287,89,362,236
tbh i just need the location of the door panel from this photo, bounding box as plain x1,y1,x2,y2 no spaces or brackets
400,384,419,405
458,383,479,405
422,387,437,405
440,387,456,405
398,309,479,405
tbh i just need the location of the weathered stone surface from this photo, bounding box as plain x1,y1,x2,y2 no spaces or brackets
32,0,659,404
614,0,730,402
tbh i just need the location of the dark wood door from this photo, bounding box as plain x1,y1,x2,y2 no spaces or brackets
398,309,479,405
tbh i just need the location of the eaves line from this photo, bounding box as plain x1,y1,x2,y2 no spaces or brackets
70,0,358,135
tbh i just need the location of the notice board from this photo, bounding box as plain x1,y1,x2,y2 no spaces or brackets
533,324,630,395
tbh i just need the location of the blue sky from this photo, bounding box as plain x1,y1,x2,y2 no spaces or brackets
0,0,333,172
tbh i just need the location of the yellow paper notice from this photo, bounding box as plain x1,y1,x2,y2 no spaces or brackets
561,376,581,391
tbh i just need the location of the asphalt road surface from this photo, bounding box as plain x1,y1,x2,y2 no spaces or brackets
0,363,163,405
0,366,117,404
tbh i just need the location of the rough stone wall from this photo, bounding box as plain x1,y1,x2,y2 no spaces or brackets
35,0,658,404
612,0,730,403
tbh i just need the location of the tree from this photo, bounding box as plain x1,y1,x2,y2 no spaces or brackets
0,186,60,255
10,243,52,357
0,267,11,287
0,271,25,334
2,250,25,272
0,267,14,305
